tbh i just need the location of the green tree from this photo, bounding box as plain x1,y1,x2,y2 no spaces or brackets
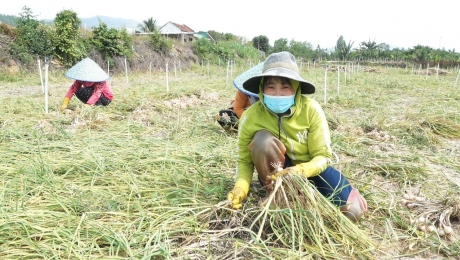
390,47,407,61
376,43,389,59
272,38,289,53
314,45,329,61
406,45,432,63
53,9,86,67
359,39,378,59
138,17,157,33
289,40,314,61
9,6,54,63
224,33,237,42
206,30,239,43
91,19,133,63
334,35,353,60
194,37,215,61
149,29,172,54
34,25,55,58
207,30,226,42
193,38,254,64
252,35,269,53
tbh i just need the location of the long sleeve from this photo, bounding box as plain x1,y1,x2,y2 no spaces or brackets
64,81,81,99
86,81,113,105
292,100,332,177
235,109,256,193
233,91,251,118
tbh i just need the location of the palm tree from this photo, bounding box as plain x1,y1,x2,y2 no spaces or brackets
335,35,354,60
138,17,157,33
360,39,378,59
408,45,432,63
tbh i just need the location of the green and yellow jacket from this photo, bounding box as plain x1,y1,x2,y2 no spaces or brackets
235,81,333,193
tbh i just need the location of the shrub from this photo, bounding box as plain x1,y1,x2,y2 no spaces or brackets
53,9,86,67
0,23,17,38
9,7,54,64
193,38,260,65
90,20,134,66
149,29,172,54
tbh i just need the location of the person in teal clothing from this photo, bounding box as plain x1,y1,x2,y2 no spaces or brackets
227,51,368,222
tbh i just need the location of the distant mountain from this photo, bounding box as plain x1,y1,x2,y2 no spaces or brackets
0,13,18,26
1,14,143,31
80,16,141,29
39,15,141,30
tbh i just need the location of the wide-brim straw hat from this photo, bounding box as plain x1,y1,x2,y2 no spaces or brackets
65,58,109,82
243,51,315,94
233,62,263,98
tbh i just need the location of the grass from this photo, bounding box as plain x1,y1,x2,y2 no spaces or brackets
0,63,460,259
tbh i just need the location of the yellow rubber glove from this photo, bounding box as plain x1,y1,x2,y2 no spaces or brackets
60,97,70,112
227,187,247,209
271,163,317,181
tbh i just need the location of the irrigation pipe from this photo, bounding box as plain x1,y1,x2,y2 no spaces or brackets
436,63,440,79
426,63,429,80
454,69,460,88
324,66,328,104
44,58,49,113
166,61,169,92
37,58,44,93
124,57,128,84
226,60,229,87
337,65,340,95
174,60,177,80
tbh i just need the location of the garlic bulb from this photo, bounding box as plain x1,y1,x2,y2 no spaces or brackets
406,203,415,209
418,216,425,223
443,225,453,235
438,228,445,236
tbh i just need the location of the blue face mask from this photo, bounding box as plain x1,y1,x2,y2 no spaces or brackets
263,94,295,114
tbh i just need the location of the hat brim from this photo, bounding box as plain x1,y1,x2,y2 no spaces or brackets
232,63,263,97
65,58,110,82
243,67,316,94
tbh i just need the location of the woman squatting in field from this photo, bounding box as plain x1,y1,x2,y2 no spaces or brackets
60,58,113,112
227,51,368,222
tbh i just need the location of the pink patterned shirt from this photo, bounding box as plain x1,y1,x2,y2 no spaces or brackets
65,80,113,105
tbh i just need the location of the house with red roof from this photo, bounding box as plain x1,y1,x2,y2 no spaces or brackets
159,22,195,44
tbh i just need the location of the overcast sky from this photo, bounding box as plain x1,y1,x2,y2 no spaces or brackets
2,0,459,51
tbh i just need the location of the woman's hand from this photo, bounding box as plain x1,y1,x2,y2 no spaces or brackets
60,97,70,113
227,187,246,209
271,163,317,181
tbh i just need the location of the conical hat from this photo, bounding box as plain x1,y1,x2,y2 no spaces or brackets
65,58,109,82
232,62,262,98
